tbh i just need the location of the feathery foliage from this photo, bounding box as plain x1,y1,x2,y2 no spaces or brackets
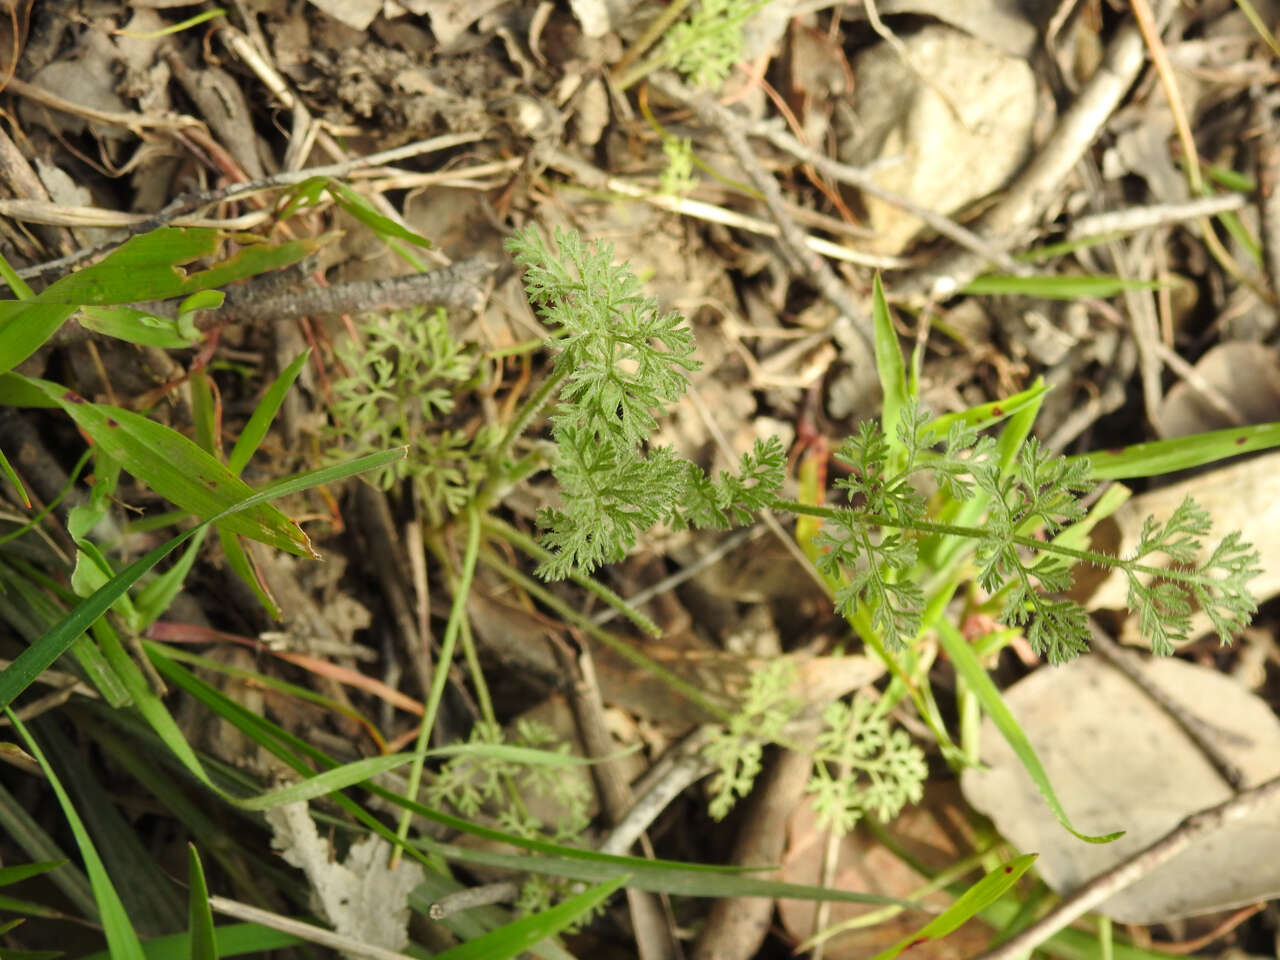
506,227,784,578
326,307,492,524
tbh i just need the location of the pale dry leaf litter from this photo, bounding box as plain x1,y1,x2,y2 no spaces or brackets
961,656,1280,922
838,24,1039,255
267,801,424,955
1153,340,1280,436
5,0,1280,956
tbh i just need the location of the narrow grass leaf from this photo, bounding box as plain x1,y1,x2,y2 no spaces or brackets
114,7,225,38
961,274,1161,298
0,444,29,508
0,893,67,918
936,620,1123,844
218,527,281,618
1079,420,1280,479
77,923,303,960
325,179,434,247
133,531,208,630
416,837,916,904
0,860,65,886
76,306,196,348
236,754,418,809
186,846,217,960
923,380,1049,440
871,272,909,452
0,448,404,711
7,709,145,960
0,248,35,298
868,854,1037,960
227,350,310,474
434,876,625,960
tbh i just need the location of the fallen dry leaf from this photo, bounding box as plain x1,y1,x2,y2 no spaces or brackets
961,656,1280,922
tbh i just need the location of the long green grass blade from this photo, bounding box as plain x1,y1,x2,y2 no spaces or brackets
434,877,625,960
186,846,217,960
0,448,404,712
1079,420,1280,479
872,272,909,453
7,710,145,960
935,620,1122,844
0,860,65,886
228,350,310,474
868,854,1037,960
961,274,1160,298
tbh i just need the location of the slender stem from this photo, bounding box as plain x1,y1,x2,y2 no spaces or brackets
479,547,732,723
496,364,568,467
482,514,662,637
610,0,693,91
392,506,481,864
475,363,569,513
772,498,1214,587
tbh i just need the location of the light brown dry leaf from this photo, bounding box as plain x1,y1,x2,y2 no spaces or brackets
837,24,1038,254
1154,342,1280,437
864,0,1041,57
960,656,1280,922
307,0,383,32
777,782,988,960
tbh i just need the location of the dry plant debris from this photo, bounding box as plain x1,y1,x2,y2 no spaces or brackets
2,1,1280,959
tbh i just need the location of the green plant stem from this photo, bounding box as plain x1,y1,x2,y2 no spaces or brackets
426,530,498,729
482,514,662,637
392,505,482,865
773,499,1214,588
478,547,732,724
477,364,571,510
611,0,695,90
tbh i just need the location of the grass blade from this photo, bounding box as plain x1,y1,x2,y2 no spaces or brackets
960,274,1160,298
227,350,310,474
935,619,1123,844
1078,420,1280,479
433,877,625,960
186,846,217,960
868,854,1038,960
7,709,145,960
871,272,909,452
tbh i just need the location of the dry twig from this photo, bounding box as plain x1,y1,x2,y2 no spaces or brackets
974,774,1280,960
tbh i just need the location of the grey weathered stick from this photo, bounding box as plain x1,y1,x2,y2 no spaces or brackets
974,773,1280,960
208,256,499,328
1088,620,1248,791
649,74,870,337
1066,194,1248,240
11,131,487,285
